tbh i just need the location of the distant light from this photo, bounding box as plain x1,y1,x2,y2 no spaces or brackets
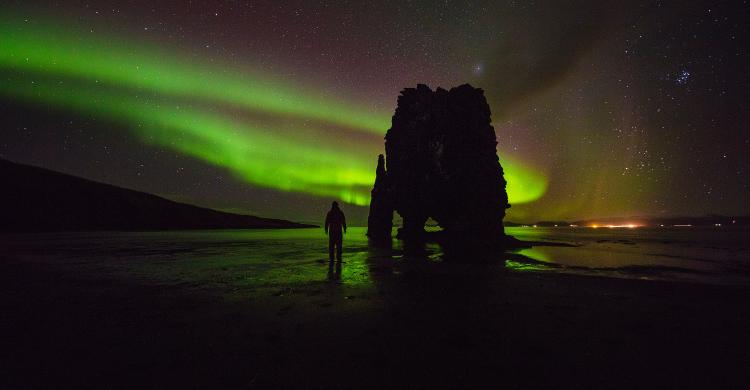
570,224,578,227
554,224,558,227
714,223,722,227
674,224,692,227
532,224,538,228
660,224,665,227
593,223,643,228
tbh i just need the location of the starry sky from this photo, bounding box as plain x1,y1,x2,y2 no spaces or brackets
1,0,749,224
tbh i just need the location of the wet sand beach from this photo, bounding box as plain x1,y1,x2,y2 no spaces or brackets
2,228,750,388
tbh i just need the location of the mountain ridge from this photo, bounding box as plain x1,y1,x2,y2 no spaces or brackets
0,158,316,232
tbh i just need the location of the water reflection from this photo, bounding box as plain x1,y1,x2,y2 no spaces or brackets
504,260,551,272
516,248,552,263
3,226,750,287
327,260,342,282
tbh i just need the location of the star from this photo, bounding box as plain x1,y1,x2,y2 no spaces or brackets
675,70,691,85
473,63,484,76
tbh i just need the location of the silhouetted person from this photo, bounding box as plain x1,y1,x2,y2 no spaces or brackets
325,201,346,261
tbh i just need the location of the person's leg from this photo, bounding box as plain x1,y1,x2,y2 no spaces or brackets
328,236,335,261
336,236,343,261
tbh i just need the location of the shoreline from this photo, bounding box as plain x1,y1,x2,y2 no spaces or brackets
3,241,750,388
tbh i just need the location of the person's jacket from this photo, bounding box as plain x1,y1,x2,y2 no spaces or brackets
325,209,346,235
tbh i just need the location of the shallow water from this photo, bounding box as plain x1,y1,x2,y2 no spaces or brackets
507,226,750,285
3,226,750,287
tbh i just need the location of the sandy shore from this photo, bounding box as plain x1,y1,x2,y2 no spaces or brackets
2,241,750,388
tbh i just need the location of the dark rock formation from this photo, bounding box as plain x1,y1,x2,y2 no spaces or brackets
366,154,393,242
367,84,511,249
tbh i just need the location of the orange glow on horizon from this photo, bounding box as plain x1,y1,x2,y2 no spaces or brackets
588,223,642,229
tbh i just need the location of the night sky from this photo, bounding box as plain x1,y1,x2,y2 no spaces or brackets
1,0,749,224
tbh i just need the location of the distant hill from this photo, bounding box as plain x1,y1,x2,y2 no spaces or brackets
0,158,316,232
506,216,750,228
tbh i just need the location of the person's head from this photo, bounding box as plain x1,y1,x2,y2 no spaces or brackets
331,201,339,209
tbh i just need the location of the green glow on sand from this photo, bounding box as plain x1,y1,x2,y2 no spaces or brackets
0,13,548,206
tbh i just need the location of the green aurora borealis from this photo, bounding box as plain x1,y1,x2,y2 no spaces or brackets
5,1,747,223
0,15,547,207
